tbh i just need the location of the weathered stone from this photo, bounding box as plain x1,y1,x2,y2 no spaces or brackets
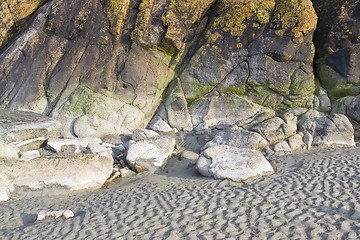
85,143,110,154
45,138,102,153
313,0,360,100
190,95,274,130
19,150,40,162
15,137,46,152
286,133,304,152
180,0,317,109
126,136,175,172
36,209,74,221
273,141,291,153
0,0,45,48
298,114,355,147
164,79,191,130
0,174,13,202
332,96,360,123
132,129,160,141
119,167,136,178
197,145,274,182
181,150,199,163
301,109,322,119
0,0,175,138
0,153,113,202
0,140,19,160
251,113,297,144
0,110,61,143
202,126,268,151
147,116,174,133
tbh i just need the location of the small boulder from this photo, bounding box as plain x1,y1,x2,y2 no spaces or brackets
126,136,175,172
197,145,274,182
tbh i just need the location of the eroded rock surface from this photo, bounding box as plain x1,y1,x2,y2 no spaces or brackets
0,153,113,202
197,145,274,182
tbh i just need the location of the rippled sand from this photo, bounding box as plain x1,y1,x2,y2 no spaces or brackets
1,146,360,239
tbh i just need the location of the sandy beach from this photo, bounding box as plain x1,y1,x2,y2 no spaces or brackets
1,146,360,239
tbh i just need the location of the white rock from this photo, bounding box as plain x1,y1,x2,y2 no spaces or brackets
0,154,113,199
147,116,174,133
197,145,274,182
85,143,109,154
36,209,74,221
132,129,159,141
126,136,175,172
273,141,292,153
46,138,102,153
19,150,40,162
0,174,13,202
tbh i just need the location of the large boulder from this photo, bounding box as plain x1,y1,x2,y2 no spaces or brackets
313,0,360,100
298,114,355,147
126,136,175,172
197,145,274,182
0,153,113,202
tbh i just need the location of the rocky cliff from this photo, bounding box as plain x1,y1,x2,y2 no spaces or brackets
0,0,358,138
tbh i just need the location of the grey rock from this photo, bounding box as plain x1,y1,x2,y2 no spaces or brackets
190,95,274,130
251,113,297,144
132,129,160,141
147,116,174,133
0,110,61,144
202,126,268,151
164,79,191,130
298,114,355,147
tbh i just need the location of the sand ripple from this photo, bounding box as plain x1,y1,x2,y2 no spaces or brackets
1,146,360,239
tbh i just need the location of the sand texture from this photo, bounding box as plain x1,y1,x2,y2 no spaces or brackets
1,146,360,239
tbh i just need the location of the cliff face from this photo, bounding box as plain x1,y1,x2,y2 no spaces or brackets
0,0,357,137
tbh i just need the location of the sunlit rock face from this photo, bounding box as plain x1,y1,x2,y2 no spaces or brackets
0,0,319,137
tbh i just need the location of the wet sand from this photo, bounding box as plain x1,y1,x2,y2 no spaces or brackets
1,146,360,239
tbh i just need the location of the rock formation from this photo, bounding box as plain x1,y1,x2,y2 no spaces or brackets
0,0,360,189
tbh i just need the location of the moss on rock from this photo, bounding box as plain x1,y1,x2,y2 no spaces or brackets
104,0,130,35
